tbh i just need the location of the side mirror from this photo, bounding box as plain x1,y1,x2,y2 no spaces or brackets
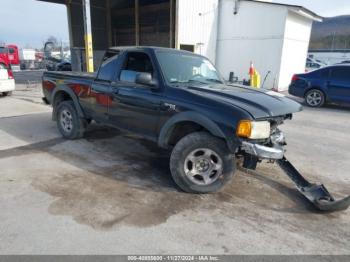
135,72,156,87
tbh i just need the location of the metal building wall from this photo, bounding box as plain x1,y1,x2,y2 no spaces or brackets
216,0,286,89
177,0,219,62
278,10,313,89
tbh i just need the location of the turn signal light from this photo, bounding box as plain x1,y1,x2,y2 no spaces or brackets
236,120,252,138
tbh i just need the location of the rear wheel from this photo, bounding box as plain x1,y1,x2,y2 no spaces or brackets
170,132,235,193
56,100,87,139
305,89,325,107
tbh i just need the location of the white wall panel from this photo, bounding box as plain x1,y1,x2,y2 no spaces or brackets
216,0,287,89
177,0,219,62
278,11,312,90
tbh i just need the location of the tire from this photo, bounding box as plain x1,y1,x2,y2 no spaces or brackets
305,89,325,107
170,132,235,193
2,91,12,96
56,100,87,139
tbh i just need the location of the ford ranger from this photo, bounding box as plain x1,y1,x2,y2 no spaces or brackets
42,47,349,211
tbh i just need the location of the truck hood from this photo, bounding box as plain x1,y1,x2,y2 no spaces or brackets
186,83,303,119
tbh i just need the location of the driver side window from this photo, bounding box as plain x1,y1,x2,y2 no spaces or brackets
120,52,154,83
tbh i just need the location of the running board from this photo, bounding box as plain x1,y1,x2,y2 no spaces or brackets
276,157,350,212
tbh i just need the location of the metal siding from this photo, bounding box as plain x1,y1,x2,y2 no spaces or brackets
216,0,313,91
177,0,219,62
216,0,286,89
278,11,313,90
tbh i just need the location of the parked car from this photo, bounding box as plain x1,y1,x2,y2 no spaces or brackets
0,63,15,96
56,60,72,71
289,64,350,107
305,61,324,72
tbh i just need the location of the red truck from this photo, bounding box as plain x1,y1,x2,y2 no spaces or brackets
0,44,20,70
6,44,20,69
0,45,9,69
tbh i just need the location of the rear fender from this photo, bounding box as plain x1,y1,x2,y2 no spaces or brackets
51,85,85,121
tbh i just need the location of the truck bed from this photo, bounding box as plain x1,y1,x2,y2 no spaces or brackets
43,71,97,80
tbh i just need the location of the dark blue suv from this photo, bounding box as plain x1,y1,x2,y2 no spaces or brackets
289,65,350,107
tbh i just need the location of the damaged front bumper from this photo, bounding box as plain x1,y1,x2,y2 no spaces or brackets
239,131,350,212
241,141,284,160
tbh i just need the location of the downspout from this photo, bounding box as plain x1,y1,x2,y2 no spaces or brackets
234,0,240,15
215,0,222,65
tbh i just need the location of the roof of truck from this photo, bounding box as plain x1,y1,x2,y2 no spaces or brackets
109,46,198,56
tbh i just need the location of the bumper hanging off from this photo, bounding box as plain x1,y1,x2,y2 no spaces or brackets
277,157,350,212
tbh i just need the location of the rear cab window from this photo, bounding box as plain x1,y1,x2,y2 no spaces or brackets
96,50,120,82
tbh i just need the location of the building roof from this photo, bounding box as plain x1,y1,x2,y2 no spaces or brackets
37,0,323,22
242,0,323,22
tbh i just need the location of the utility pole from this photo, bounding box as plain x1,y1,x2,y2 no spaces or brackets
82,0,94,72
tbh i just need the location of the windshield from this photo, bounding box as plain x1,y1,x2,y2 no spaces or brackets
156,51,222,85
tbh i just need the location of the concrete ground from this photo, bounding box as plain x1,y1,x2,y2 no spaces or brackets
0,81,349,255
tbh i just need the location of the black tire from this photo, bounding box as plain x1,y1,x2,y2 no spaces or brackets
305,89,325,107
2,91,12,96
170,132,235,193
56,100,87,139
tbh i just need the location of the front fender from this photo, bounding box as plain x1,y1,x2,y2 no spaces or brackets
158,111,236,151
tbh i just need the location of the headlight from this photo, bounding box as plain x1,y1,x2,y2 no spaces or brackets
236,120,271,139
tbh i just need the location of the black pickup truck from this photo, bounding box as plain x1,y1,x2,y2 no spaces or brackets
42,47,349,211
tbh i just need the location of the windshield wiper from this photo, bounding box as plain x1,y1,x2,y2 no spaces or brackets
204,78,222,84
170,79,207,85
188,79,208,85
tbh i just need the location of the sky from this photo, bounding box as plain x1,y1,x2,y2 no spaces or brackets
0,0,69,48
0,0,349,48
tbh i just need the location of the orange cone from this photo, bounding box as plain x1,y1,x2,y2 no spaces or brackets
249,61,255,76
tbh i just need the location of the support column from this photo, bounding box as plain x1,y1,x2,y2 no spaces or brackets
65,0,74,48
135,0,140,46
106,0,112,47
169,0,174,48
82,0,94,72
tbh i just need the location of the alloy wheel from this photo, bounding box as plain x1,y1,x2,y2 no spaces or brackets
184,148,223,185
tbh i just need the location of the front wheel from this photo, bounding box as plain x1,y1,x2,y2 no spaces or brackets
305,89,325,107
56,100,87,139
170,132,235,193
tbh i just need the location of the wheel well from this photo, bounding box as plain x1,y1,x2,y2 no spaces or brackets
167,121,207,146
52,91,74,121
53,91,72,108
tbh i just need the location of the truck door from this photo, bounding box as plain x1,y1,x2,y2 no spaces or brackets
108,51,162,140
327,66,350,103
81,50,119,121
